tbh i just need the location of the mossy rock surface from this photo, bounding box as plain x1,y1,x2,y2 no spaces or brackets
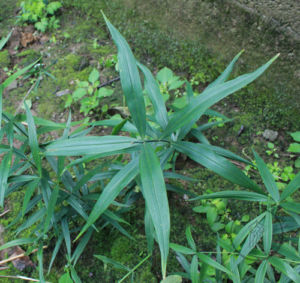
0,50,10,68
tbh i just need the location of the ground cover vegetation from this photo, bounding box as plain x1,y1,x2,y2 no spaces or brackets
0,1,299,282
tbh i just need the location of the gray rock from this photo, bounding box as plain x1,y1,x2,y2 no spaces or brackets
263,129,278,141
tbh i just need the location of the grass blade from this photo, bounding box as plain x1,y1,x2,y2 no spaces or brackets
191,191,268,202
44,186,59,233
25,102,42,175
61,218,71,258
0,151,12,207
186,226,196,251
76,159,139,240
0,30,12,50
48,235,63,274
190,255,199,283
197,252,232,275
0,238,36,251
174,141,263,193
253,150,279,202
161,54,279,138
140,143,170,278
102,13,146,137
137,61,168,129
45,135,138,156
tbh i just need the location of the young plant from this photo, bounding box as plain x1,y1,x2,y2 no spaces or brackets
19,0,62,32
190,150,300,282
0,13,280,282
65,68,114,115
288,131,300,168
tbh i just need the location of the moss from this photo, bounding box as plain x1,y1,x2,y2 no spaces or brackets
0,50,10,68
16,49,41,66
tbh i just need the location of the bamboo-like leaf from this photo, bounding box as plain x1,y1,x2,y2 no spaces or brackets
170,243,195,255
255,260,268,283
268,256,300,282
71,228,93,265
94,255,130,271
236,218,265,265
140,143,170,278
206,50,244,90
102,13,146,137
0,238,36,251
70,266,82,283
137,61,168,129
45,135,138,156
253,150,279,202
273,243,300,262
230,256,241,283
44,186,59,233
186,226,196,251
233,213,266,247
25,102,42,175
161,54,279,138
145,206,155,254
263,211,272,254
61,218,71,258
197,252,232,275
76,159,139,240
281,202,300,214
280,172,300,201
37,243,45,283
191,191,268,202
0,151,12,207
48,235,63,274
16,208,46,235
174,141,263,193
190,255,199,283
0,30,12,50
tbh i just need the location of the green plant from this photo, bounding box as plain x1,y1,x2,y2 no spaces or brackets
288,131,300,168
19,0,62,32
183,150,300,282
65,68,114,115
0,30,12,51
266,142,279,158
0,13,280,282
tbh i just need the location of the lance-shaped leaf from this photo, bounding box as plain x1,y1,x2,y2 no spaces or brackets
76,159,139,240
0,238,36,251
255,260,268,283
253,150,279,202
191,191,268,202
45,135,138,156
206,50,244,91
140,143,170,278
25,102,42,175
263,211,272,254
174,141,263,193
102,13,146,137
137,61,168,129
280,172,300,201
161,54,279,138
0,150,12,207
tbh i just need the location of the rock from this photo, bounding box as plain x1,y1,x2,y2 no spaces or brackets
263,129,278,141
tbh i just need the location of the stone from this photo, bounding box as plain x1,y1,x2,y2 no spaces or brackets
263,129,278,141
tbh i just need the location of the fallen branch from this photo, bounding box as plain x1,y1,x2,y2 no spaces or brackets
0,210,10,217
97,76,120,89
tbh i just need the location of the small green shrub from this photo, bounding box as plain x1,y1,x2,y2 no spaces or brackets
0,12,287,282
288,131,300,168
19,0,62,32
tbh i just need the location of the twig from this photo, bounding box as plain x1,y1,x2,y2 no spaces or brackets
14,81,37,116
0,245,47,266
0,210,10,217
97,76,120,89
0,275,51,282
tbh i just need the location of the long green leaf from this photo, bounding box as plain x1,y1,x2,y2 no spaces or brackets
191,191,268,202
263,211,272,254
0,150,12,207
61,218,71,258
174,141,263,193
25,102,42,175
170,243,195,255
140,143,170,278
255,260,268,283
0,238,36,251
206,50,244,90
268,256,300,282
44,186,59,233
76,159,139,240
137,61,168,129
253,150,279,202
102,13,146,137
161,54,279,138
190,255,199,283
197,252,232,275
0,30,12,50
45,135,138,156
280,172,300,201
48,235,63,274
